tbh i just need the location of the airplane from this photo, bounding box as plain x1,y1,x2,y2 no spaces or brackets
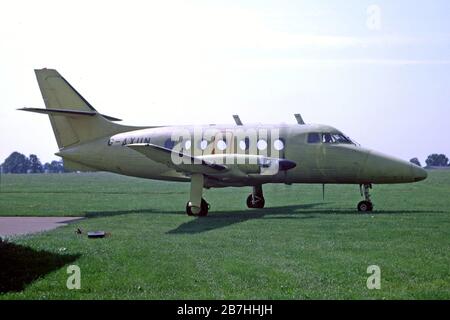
19,69,428,216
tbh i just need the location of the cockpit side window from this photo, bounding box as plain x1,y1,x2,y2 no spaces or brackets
307,132,321,143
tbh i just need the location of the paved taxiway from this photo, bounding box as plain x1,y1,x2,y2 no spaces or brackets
0,217,83,237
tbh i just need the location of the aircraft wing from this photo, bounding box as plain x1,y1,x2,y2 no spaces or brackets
127,143,228,175
127,143,296,177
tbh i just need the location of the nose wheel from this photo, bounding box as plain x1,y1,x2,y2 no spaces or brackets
358,184,374,212
357,200,373,212
247,185,265,209
247,194,265,208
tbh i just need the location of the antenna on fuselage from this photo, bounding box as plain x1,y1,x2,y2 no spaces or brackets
233,115,243,126
294,113,305,125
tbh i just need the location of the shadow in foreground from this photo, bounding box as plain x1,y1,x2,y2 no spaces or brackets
0,241,80,294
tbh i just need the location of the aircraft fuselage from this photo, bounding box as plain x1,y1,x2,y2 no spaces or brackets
57,123,427,188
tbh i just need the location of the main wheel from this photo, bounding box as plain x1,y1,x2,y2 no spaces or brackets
246,194,265,209
357,200,373,212
186,198,210,217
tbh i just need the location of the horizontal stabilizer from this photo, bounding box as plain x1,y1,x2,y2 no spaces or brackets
127,143,228,174
18,107,122,121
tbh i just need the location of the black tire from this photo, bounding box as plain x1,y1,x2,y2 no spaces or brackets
246,194,253,208
198,199,210,217
357,200,373,212
186,202,195,216
186,198,209,216
246,194,265,209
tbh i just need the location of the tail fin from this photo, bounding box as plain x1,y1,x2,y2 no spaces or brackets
33,68,139,149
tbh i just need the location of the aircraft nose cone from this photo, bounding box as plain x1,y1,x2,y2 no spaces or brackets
361,150,426,183
411,164,427,182
278,159,297,171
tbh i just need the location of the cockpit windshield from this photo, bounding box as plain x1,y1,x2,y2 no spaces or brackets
307,132,355,145
322,133,354,144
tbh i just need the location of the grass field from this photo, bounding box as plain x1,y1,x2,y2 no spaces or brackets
0,171,449,299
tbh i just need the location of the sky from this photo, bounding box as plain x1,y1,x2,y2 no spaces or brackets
0,0,449,164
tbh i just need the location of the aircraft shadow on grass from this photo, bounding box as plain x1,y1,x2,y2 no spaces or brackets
0,241,80,294
83,204,445,235
83,203,323,219
166,203,322,234
166,205,447,234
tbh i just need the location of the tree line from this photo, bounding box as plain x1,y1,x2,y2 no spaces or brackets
410,154,449,168
0,151,448,174
1,152,64,174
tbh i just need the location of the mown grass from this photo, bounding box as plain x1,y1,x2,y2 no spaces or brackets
0,171,449,299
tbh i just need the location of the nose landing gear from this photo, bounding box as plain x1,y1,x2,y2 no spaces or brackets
357,184,374,212
247,185,265,209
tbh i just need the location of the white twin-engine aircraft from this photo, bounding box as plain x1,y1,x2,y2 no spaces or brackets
20,69,427,216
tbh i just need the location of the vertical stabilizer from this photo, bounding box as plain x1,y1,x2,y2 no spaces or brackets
34,68,139,149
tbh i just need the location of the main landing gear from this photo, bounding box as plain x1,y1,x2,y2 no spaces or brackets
357,184,374,212
185,178,265,216
186,173,210,217
186,198,209,217
247,185,265,209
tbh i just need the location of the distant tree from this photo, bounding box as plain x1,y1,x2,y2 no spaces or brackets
44,160,65,173
425,154,449,167
410,158,422,167
28,154,43,173
53,160,65,172
1,152,30,173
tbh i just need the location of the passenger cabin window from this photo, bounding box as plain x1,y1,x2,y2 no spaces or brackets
307,133,321,144
239,138,250,151
200,140,208,150
217,140,227,151
273,139,284,151
257,139,267,151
